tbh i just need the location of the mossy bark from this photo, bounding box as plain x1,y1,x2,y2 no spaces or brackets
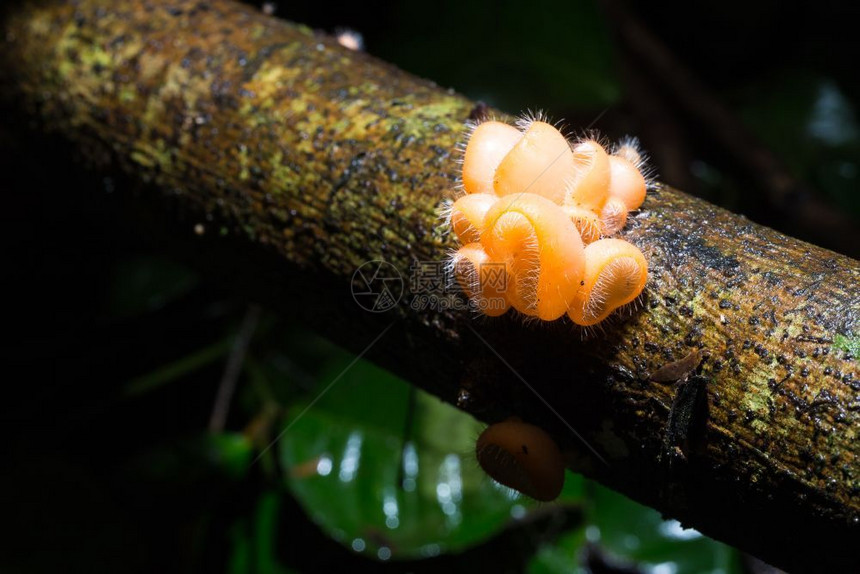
2,1,858,570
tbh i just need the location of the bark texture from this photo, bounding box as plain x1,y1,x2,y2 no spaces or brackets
1,1,858,571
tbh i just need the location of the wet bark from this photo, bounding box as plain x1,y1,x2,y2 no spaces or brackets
1,1,858,571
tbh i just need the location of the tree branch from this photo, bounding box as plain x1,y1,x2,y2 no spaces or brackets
2,1,857,571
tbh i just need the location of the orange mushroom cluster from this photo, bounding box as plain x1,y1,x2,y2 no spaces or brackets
449,117,650,326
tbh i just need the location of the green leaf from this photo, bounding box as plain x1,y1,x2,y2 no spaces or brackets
229,492,297,574
278,359,542,560
589,484,740,573
528,527,588,574
529,483,741,573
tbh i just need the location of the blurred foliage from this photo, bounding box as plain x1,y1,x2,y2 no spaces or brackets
273,343,740,571
104,255,745,571
530,483,739,574
279,361,538,559
734,71,860,214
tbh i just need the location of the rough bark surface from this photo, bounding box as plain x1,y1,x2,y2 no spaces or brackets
2,1,858,571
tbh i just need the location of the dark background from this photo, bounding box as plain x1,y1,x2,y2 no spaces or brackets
2,1,857,572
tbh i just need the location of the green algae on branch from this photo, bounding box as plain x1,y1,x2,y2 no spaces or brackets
833,335,860,358
1,1,859,571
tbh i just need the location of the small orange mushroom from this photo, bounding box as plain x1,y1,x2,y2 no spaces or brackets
451,243,511,317
598,196,629,237
568,238,648,326
561,204,602,244
462,121,523,195
613,137,644,167
565,139,611,211
482,193,584,320
450,193,499,244
493,121,576,204
607,155,647,211
475,417,565,502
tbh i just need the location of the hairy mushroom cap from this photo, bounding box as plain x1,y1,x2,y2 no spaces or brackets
462,121,523,195
482,193,585,320
493,121,576,204
562,204,603,244
450,193,499,244
613,137,644,167
565,139,611,211
607,155,647,211
568,238,648,326
451,243,511,317
475,417,565,502
598,196,629,237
